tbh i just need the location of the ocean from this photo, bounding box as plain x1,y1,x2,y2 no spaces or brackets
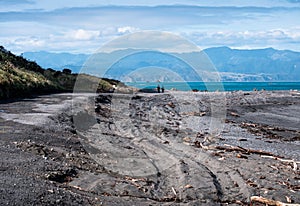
126,82,300,92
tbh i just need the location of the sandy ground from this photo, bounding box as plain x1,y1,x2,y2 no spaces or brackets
0,90,299,205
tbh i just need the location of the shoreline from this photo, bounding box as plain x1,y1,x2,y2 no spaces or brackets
125,81,300,93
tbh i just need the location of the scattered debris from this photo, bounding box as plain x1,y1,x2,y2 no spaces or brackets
250,196,300,206
1,91,300,205
46,168,77,183
230,112,240,117
184,184,193,189
171,187,177,196
215,144,283,157
183,137,191,143
261,155,300,171
236,153,248,159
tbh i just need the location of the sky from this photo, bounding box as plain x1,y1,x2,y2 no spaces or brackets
1,0,300,54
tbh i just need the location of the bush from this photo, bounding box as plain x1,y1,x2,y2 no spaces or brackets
62,68,72,74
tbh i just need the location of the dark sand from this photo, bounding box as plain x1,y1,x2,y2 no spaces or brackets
0,90,299,205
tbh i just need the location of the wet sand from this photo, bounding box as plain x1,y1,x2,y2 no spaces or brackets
0,90,299,205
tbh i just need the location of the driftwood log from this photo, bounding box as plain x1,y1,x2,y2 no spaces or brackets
215,144,283,157
261,155,299,171
212,144,299,171
250,196,300,206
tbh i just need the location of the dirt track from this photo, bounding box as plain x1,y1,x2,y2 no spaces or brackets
0,91,299,205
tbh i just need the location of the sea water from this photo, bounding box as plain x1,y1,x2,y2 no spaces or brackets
126,82,300,92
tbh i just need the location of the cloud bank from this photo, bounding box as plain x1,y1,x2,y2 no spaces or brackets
0,1,300,53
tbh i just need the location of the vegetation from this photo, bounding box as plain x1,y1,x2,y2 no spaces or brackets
0,46,59,99
0,46,123,99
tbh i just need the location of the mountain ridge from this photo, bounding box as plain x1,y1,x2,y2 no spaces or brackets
22,47,300,81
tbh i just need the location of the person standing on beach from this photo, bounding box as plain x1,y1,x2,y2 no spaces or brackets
161,86,165,93
157,85,161,93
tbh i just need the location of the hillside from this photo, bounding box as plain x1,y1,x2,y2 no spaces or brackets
204,47,300,81
0,46,60,99
0,46,121,99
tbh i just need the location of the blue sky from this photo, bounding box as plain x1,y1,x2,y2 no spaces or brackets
1,0,300,54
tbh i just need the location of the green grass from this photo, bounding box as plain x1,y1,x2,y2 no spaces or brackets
0,61,59,99
0,46,127,99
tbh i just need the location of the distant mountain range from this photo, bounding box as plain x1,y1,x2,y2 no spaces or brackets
204,47,300,81
23,47,300,81
23,51,89,74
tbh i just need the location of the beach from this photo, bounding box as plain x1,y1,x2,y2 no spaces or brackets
0,90,299,205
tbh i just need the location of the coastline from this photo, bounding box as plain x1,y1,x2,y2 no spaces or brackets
126,81,300,92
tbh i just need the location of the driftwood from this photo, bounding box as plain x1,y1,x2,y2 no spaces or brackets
261,155,300,171
250,196,300,206
209,144,299,171
215,144,283,157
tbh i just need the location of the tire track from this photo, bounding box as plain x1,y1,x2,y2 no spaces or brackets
76,93,252,204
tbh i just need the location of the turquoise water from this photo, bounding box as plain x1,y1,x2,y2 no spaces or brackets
126,82,300,91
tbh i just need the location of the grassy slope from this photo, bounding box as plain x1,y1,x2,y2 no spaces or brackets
0,61,60,99
0,46,61,99
0,46,122,99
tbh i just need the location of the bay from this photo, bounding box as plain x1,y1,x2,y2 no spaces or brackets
126,82,300,92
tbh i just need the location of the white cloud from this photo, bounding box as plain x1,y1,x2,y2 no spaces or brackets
65,29,100,40
5,36,45,53
285,28,300,39
117,26,139,34
182,28,300,50
99,31,200,53
100,27,117,36
1,3,300,53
